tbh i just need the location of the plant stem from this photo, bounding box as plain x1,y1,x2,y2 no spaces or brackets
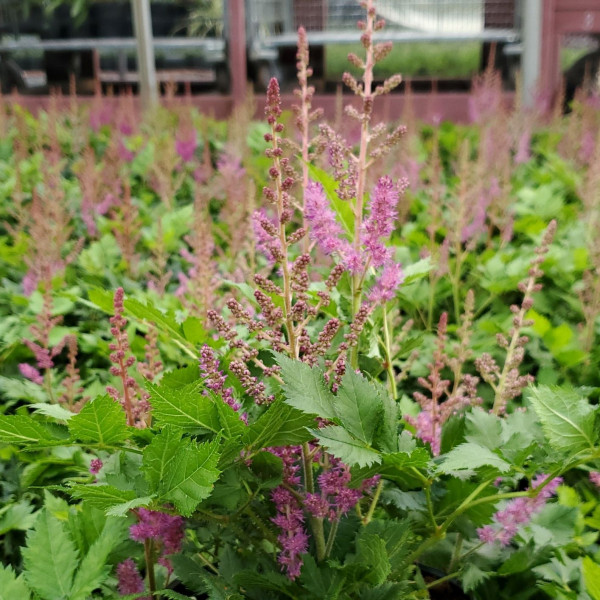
350,0,375,366
426,569,462,590
324,519,339,558
363,478,384,525
144,539,157,598
381,305,397,400
302,442,327,560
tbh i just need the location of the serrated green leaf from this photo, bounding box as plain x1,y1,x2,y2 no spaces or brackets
0,501,37,535
527,385,597,454
68,395,129,445
85,287,115,313
244,400,315,449
335,370,382,444
438,443,511,476
0,415,59,445
161,365,200,388
23,510,79,600
70,517,127,600
30,403,74,421
147,381,221,434
355,532,391,585
0,563,30,600
350,449,430,488
69,485,137,511
402,257,433,284
583,557,600,600
276,354,337,420
124,299,193,354
142,425,183,493
310,425,381,468
144,428,221,516
105,496,153,517
461,563,490,592
172,554,229,598
376,388,399,453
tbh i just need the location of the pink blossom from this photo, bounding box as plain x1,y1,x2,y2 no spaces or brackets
514,127,531,164
130,508,185,555
116,559,145,595
304,181,348,256
368,261,404,304
175,132,197,163
89,458,103,474
477,474,563,546
362,176,401,267
590,471,600,488
118,139,135,163
199,345,246,421
271,487,308,580
18,363,44,385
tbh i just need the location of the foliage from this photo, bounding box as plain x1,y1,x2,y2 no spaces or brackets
1,1,600,598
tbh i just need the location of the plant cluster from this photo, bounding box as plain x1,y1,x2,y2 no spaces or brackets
1,1,600,599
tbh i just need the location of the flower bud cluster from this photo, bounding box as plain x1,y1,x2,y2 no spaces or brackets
477,475,562,546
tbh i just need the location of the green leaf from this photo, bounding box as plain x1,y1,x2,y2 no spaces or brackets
310,426,381,468
402,257,433,284
172,554,230,598
22,510,79,600
30,403,74,421
355,533,391,585
85,287,115,313
69,517,127,600
69,485,137,511
244,400,315,449
583,557,600,600
335,370,382,444
124,299,193,354
276,354,337,420
0,563,31,600
438,443,511,476
142,425,183,493
527,385,597,454
147,381,221,434
0,415,59,445
105,496,153,517
160,365,200,388
68,395,129,445
144,427,221,516
0,501,37,535
461,563,490,593
376,388,399,453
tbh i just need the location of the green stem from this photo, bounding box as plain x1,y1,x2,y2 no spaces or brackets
302,443,326,560
448,534,463,572
363,478,384,525
324,519,339,558
426,569,462,590
144,539,157,598
381,306,397,400
424,484,438,532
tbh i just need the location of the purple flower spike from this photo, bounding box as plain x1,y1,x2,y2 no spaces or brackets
477,474,562,546
175,131,197,163
362,176,400,268
116,559,145,595
368,261,404,304
304,181,347,256
19,363,44,385
590,471,600,488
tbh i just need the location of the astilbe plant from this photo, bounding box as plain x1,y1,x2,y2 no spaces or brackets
106,287,150,427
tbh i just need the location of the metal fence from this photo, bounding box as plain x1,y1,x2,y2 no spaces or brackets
246,0,518,37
